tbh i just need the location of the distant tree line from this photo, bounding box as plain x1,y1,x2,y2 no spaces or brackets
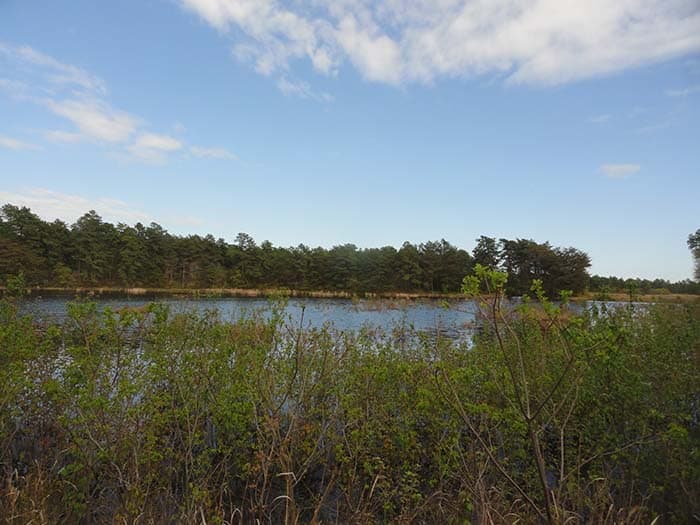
0,202,643,297
588,275,700,295
584,229,700,296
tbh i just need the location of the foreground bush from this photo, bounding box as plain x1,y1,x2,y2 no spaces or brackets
0,291,698,524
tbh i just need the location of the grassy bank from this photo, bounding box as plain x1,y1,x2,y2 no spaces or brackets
573,291,700,304
11,285,700,304
1,288,698,524
12,286,468,301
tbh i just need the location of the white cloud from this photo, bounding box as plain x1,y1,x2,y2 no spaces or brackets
335,15,403,84
0,134,40,151
190,146,237,159
601,163,641,179
2,43,138,145
1,42,241,165
0,42,107,94
127,133,183,162
46,98,138,143
178,0,700,87
587,114,610,124
276,76,334,102
182,0,334,77
132,133,182,151
0,188,151,224
665,84,700,97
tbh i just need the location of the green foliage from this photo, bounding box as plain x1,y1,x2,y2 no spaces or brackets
4,271,27,297
461,263,507,296
498,238,590,297
453,266,700,523
689,228,700,281
0,292,698,523
0,203,478,293
472,235,500,269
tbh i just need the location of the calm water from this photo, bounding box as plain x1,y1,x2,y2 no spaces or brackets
19,294,480,341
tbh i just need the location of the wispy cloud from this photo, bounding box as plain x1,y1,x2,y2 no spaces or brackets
636,121,672,134
0,77,28,98
0,188,151,224
46,98,138,143
634,109,681,134
127,133,183,162
0,41,238,164
601,163,640,179
277,76,334,102
587,114,611,124
0,188,210,231
180,0,700,87
43,129,84,143
0,42,106,94
0,134,40,151
665,84,700,97
190,146,237,159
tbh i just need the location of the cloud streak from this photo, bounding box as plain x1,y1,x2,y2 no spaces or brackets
190,146,237,159
0,134,40,151
0,42,107,94
665,84,700,97
601,163,641,179
587,114,611,124
0,188,152,224
127,133,183,162
43,130,84,143
276,76,334,102
0,188,208,231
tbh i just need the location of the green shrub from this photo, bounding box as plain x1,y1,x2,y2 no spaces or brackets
0,295,698,523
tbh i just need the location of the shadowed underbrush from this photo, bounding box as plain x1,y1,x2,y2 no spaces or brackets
0,289,698,523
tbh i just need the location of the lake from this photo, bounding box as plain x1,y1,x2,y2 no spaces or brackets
18,294,481,341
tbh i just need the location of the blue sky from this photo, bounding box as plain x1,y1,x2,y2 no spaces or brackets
1,0,699,280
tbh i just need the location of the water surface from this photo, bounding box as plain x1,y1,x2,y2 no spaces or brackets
20,294,480,341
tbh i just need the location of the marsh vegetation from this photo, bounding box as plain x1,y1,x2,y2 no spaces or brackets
1,269,698,523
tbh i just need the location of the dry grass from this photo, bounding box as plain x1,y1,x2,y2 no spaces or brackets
20,286,467,300
575,292,700,304
8,286,700,304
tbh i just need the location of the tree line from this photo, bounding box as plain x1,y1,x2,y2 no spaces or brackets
2,202,695,296
586,230,700,296
588,275,700,296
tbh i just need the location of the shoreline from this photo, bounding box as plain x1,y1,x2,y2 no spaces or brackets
571,291,700,304
4,286,698,304
17,286,468,301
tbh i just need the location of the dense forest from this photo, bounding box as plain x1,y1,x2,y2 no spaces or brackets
1,203,697,297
